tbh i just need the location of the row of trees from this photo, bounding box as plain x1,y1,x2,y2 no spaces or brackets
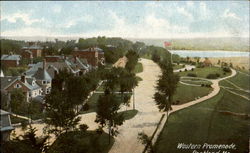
96,50,139,143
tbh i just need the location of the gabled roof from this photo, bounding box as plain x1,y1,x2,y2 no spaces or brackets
22,46,43,50
0,76,41,91
1,55,21,61
0,76,18,90
32,68,52,81
80,47,103,52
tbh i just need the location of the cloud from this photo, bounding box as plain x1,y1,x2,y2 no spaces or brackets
221,9,242,21
53,5,62,13
199,2,210,19
177,7,193,20
62,15,93,28
1,12,44,25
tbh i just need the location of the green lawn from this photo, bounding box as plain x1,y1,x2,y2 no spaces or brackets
173,64,184,70
181,79,212,86
229,72,250,90
178,66,231,79
133,62,143,73
173,83,212,104
48,131,114,153
81,93,132,114
154,89,250,153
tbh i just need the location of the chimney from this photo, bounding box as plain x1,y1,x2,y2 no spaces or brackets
74,56,77,63
21,75,26,83
43,59,46,70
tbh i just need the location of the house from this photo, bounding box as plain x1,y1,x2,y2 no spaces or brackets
72,47,105,67
32,60,52,95
25,56,90,79
0,75,42,102
21,42,43,58
45,55,64,62
1,54,21,67
1,110,14,141
21,50,33,59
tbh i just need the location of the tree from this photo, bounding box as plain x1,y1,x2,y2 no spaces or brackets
95,90,124,144
10,89,26,114
44,70,81,136
154,59,179,115
118,69,138,108
2,125,49,153
125,50,139,73
138,132,154,153
151,51,161,63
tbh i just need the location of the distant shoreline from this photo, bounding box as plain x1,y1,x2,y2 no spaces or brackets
170,49,249,52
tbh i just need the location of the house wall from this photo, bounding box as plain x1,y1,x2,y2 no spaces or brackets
21,52,32,59
73,51,98,67
36,80,52,95
31,49,42,57
1,60,19,67
45,56,60,62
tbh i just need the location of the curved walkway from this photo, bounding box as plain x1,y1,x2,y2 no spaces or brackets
151,66,237,146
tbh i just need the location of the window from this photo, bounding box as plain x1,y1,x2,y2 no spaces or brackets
14,83,21,88
29,92,32,97
32,81,35,86
42,80,46,84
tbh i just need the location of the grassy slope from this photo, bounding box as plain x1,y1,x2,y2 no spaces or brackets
48,131,114,153
225,72,249,90
173,83,212,104
178,66,231,78
155,89,250,153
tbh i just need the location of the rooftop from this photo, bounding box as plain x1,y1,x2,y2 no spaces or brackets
1,55,21,61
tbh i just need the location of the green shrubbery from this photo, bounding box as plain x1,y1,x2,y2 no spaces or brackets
187,73,197,77
206,73,220,79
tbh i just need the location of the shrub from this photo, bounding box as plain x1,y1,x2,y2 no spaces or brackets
216,73,220,77
201,84,205,87
191,68,194,71
223,67,231,73
206,73,219,79
79,124,89,132
179,70,182,72
205,84,212,88
82,103,89,111
184,69,187,72
187,73,197,77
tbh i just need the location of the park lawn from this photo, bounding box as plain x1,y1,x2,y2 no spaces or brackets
154,89,250,153
181,80,212,86
177,66,231,79
81,93,132,114
173,64,184,70
133,62,143,73
173,83,212,104
48,131,114,153
226,72,249,90
225,88,250,99
220,72,250,90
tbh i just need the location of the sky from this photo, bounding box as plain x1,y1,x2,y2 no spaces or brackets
1,1,249,38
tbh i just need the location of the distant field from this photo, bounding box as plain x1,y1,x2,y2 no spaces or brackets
130,37,250,51
155,89,250,153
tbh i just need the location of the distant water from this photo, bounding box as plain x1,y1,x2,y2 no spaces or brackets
170,50,250,58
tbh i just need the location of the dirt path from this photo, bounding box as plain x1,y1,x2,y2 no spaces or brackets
108,58,163,153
